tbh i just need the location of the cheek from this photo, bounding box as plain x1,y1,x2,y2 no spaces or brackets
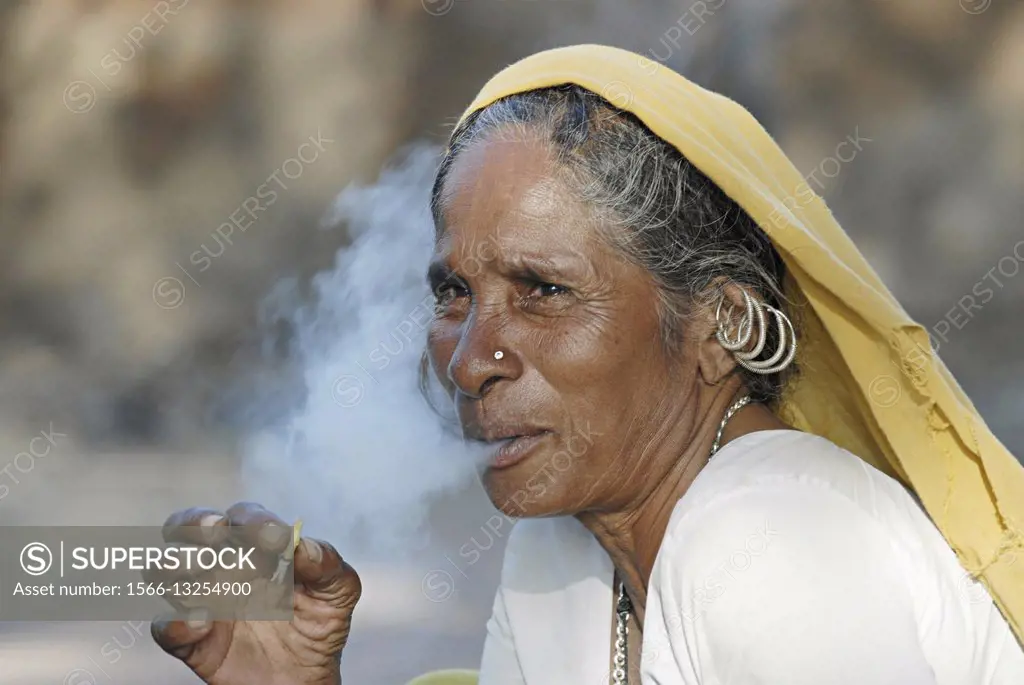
529,305,659,387
531,310,674,454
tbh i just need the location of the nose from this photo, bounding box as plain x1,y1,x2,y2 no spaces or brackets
447,310,521,399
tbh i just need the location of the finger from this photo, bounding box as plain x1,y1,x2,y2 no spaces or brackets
162,507,230,547
158,508,233,603
141,563,220,616
294,537,361,603
142,545,268,586
224,502,294,557
150,611,213,660
141,553,198,586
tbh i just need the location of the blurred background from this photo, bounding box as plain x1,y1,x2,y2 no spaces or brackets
0,0,1022,683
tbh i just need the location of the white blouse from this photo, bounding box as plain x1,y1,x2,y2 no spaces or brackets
477,430,1024,684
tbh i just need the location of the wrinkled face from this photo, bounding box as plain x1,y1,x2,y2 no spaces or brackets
426,131,704,518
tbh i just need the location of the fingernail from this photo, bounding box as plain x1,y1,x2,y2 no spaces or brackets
301,538,323,564
259,522,288,551
200,514,224,527
200,514,225,542
187,609,209,630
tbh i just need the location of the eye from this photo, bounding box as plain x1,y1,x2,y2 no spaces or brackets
530,282,568,298
434,281,469,312
517,279,572,311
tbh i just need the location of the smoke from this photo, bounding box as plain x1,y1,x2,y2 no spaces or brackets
241,144,489,562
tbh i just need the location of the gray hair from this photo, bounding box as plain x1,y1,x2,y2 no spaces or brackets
428,84,798,404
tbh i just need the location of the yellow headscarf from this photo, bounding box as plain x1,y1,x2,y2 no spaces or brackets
453,44,1024,643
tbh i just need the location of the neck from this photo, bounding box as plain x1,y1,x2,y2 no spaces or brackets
575,385,788,627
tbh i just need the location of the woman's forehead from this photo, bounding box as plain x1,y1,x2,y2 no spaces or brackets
437,136,600,250
442,136,567,219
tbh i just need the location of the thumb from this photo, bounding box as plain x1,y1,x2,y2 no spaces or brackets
294,538,362,605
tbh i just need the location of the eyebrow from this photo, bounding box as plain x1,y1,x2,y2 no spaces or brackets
426,250,585,290
503,253,575,281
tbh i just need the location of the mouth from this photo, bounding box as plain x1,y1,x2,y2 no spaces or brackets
487,431,552,469
460,404,557,469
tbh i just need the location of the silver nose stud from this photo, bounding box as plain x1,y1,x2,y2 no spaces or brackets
494,350,504,360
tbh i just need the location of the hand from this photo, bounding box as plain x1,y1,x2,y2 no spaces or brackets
151,502,361,685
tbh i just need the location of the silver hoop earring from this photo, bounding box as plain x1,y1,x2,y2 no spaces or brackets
716,294,797,375
715,291,754,351
737,305,796,374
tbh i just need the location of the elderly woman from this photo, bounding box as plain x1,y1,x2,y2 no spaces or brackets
152,46,1024,684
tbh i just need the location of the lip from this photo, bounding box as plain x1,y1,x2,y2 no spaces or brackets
488,431,552,469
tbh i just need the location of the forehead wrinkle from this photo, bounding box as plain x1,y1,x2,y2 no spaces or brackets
481,177,567,262
444,177,576,271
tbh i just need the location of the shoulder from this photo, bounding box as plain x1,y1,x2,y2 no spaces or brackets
667,429,924,544
656,430,910,598
648,431,933,682
675,429,892,515
655,469,902,600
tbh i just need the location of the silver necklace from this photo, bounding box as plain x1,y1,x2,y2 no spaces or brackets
611,395,753,685
711,395,752,458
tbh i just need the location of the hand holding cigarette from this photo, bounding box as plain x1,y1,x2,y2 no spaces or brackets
151,503,361,685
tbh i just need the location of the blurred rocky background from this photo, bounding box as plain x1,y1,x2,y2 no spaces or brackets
0,0,1021,683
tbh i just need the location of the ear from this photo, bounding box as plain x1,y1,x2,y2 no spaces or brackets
696,282,747,386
